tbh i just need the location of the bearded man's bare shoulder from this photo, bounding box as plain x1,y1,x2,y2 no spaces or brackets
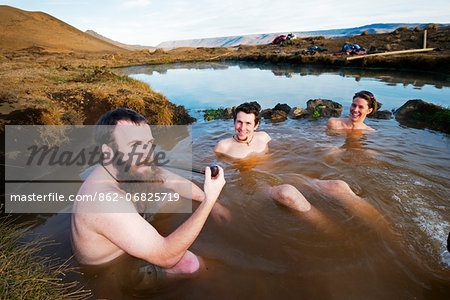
79,179,123,196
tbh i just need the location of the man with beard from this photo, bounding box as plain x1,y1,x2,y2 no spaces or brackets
71,108,226,288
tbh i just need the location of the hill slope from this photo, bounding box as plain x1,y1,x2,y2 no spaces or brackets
0,5,125,53
157,23,445,48
85,30,156,51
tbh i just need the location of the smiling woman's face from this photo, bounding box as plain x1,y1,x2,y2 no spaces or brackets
349,97,373,123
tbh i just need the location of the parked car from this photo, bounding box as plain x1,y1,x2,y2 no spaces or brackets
272,35,286,45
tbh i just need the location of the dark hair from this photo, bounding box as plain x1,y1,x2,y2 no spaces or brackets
353,91,378,115
94,108,148,148
233,101,261,125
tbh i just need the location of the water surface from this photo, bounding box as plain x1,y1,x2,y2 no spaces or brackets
34,62,450,299
116,61,450,111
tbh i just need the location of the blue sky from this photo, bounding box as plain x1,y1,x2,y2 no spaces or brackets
3,0,450,46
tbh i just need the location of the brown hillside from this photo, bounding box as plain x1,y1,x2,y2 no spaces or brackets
0,5,126,53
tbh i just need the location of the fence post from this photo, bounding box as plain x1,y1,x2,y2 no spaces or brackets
423,30,427,49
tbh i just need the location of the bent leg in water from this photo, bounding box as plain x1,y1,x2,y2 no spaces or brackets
265,183,339,233
283,173,393,238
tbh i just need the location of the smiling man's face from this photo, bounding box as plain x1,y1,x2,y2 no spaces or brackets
234,111,259,142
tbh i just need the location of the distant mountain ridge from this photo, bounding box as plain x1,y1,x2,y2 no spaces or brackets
85,30,155,51
156,23,446,48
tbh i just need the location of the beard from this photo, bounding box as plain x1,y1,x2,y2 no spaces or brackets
115,157,165,213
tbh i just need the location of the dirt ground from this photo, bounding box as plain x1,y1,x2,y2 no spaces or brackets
251,25,450,55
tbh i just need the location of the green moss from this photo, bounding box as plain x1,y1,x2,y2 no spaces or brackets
312,105,326,118
203,108,228,120
414,107,450,122
412,106,450,133
312,109,320,118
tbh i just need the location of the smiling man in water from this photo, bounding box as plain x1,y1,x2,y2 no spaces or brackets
71,108,228,294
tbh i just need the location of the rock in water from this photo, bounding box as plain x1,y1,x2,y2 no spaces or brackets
261,109,273,119
368,110,393,119
271,110,287,122
273,103,291,114
394,99,449,133
306,99,343,118
288,107,308,119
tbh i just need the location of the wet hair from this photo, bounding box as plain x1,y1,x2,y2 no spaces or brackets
233,101,262,126
353,91,378,115
94,108,148,148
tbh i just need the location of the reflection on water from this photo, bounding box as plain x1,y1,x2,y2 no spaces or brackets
28,63,450,299
115,62,450,111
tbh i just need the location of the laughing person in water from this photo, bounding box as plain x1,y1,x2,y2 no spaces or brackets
327,90,378,131
324,91,379,161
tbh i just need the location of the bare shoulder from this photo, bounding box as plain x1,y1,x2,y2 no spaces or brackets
326,117,341,129
73,179,132,215
364,124,376,131
214,137,233,154
255,131,271,143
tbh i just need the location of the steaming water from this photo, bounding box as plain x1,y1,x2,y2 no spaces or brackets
32,62,449,299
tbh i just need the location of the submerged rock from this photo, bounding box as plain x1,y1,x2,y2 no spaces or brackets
265,99,343,120
271,110,287,122
376,101,383,110
394,99,450,133
306,99,343,118
273,103,291,114
288,107,308,119
261,109,273,119
368,110,393,119
224,107,233,118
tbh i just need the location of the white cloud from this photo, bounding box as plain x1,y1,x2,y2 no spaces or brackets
121,0,151,8
8,0,450,45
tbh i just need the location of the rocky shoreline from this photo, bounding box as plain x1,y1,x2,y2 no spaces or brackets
202,99,449,134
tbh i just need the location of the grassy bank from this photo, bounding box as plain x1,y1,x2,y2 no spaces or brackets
0,49,208,128
0,214,89,299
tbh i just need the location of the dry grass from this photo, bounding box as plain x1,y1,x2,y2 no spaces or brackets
0,213,90,299
0,55,198,128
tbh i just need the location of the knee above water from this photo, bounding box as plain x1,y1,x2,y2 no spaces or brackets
278,184,299,198
327,180,351,192
177,252,200,274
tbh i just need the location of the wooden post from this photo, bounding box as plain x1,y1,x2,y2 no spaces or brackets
423,30,427,49
346,48,435,60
